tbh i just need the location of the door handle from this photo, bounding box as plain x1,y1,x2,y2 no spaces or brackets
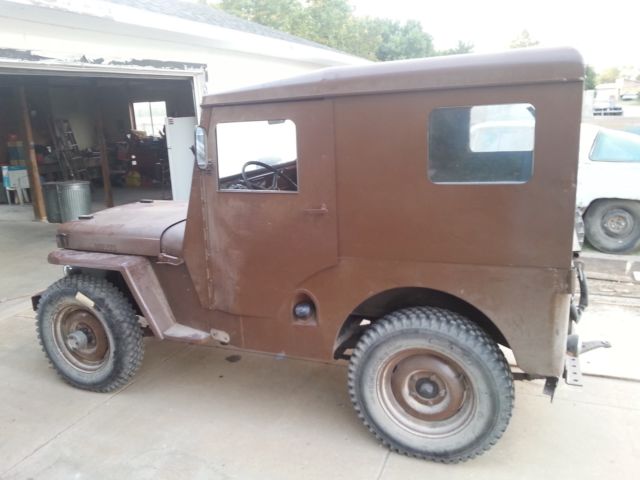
304,204,328,215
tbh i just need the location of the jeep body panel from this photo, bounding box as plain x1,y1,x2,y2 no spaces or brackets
47,249,175,339
56,201,187,257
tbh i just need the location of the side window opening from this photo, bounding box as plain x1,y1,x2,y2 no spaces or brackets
428,103,535,183
216,119,298,192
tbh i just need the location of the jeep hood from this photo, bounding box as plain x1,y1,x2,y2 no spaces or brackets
56,200,187,258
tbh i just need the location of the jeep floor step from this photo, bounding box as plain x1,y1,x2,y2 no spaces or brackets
162,324,231,344
163,324,212,343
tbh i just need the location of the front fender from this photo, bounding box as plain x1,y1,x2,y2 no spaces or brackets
47,249,175,339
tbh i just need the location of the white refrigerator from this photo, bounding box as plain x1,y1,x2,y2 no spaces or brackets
165,116,197,201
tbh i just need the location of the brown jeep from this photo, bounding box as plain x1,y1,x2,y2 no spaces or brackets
34,47,599,463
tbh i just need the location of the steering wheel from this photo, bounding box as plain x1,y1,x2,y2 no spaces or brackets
241,161,298,190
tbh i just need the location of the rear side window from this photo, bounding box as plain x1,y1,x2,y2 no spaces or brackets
428,103,535,183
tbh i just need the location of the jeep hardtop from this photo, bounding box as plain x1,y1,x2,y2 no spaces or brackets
34,47,602,463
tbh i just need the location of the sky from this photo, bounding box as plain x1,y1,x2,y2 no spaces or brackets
350,0,640,70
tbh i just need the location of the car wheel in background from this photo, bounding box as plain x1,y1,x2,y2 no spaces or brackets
584,199,640,254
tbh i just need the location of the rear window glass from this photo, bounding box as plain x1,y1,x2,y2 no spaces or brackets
428,103,535,183
590,129,640,162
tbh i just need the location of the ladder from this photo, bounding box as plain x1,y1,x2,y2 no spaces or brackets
52,119,87,179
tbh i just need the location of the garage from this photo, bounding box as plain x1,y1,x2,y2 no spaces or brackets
0,65,203,219
0,0,363,221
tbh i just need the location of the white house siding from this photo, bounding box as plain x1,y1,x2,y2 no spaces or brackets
0,0,366,96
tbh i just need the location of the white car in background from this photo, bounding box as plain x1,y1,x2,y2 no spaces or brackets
621,93,638,101
577,124,640,253
470,119,640,254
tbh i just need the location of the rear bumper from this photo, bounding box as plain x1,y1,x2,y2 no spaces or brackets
562,260,609,388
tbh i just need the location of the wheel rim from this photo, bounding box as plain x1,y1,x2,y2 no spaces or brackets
52,305,110,372
602,208,634,238
377,348,476,438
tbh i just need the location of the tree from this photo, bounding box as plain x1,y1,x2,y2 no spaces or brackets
509,30,539,49
215,0,470,61
219,0,306,35
371,19,435,61
584,65,597,90
342,18,387,60
597,67,620,84
436,40,474,56
302,0,375,56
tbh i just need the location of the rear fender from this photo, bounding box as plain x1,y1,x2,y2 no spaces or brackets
47,249,175,339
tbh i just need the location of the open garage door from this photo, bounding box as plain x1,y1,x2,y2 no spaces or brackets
0,64,205,220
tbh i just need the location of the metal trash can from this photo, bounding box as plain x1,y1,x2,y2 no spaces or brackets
42,182,63,223
58,181,91,223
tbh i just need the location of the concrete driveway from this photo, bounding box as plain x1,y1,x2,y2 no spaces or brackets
1,298,639,480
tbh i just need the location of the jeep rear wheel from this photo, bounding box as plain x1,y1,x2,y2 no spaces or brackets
36,275,144,392
348,307,514,463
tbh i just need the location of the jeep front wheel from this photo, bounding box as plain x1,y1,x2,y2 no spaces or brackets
348,307,514,463
36,274,144,392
